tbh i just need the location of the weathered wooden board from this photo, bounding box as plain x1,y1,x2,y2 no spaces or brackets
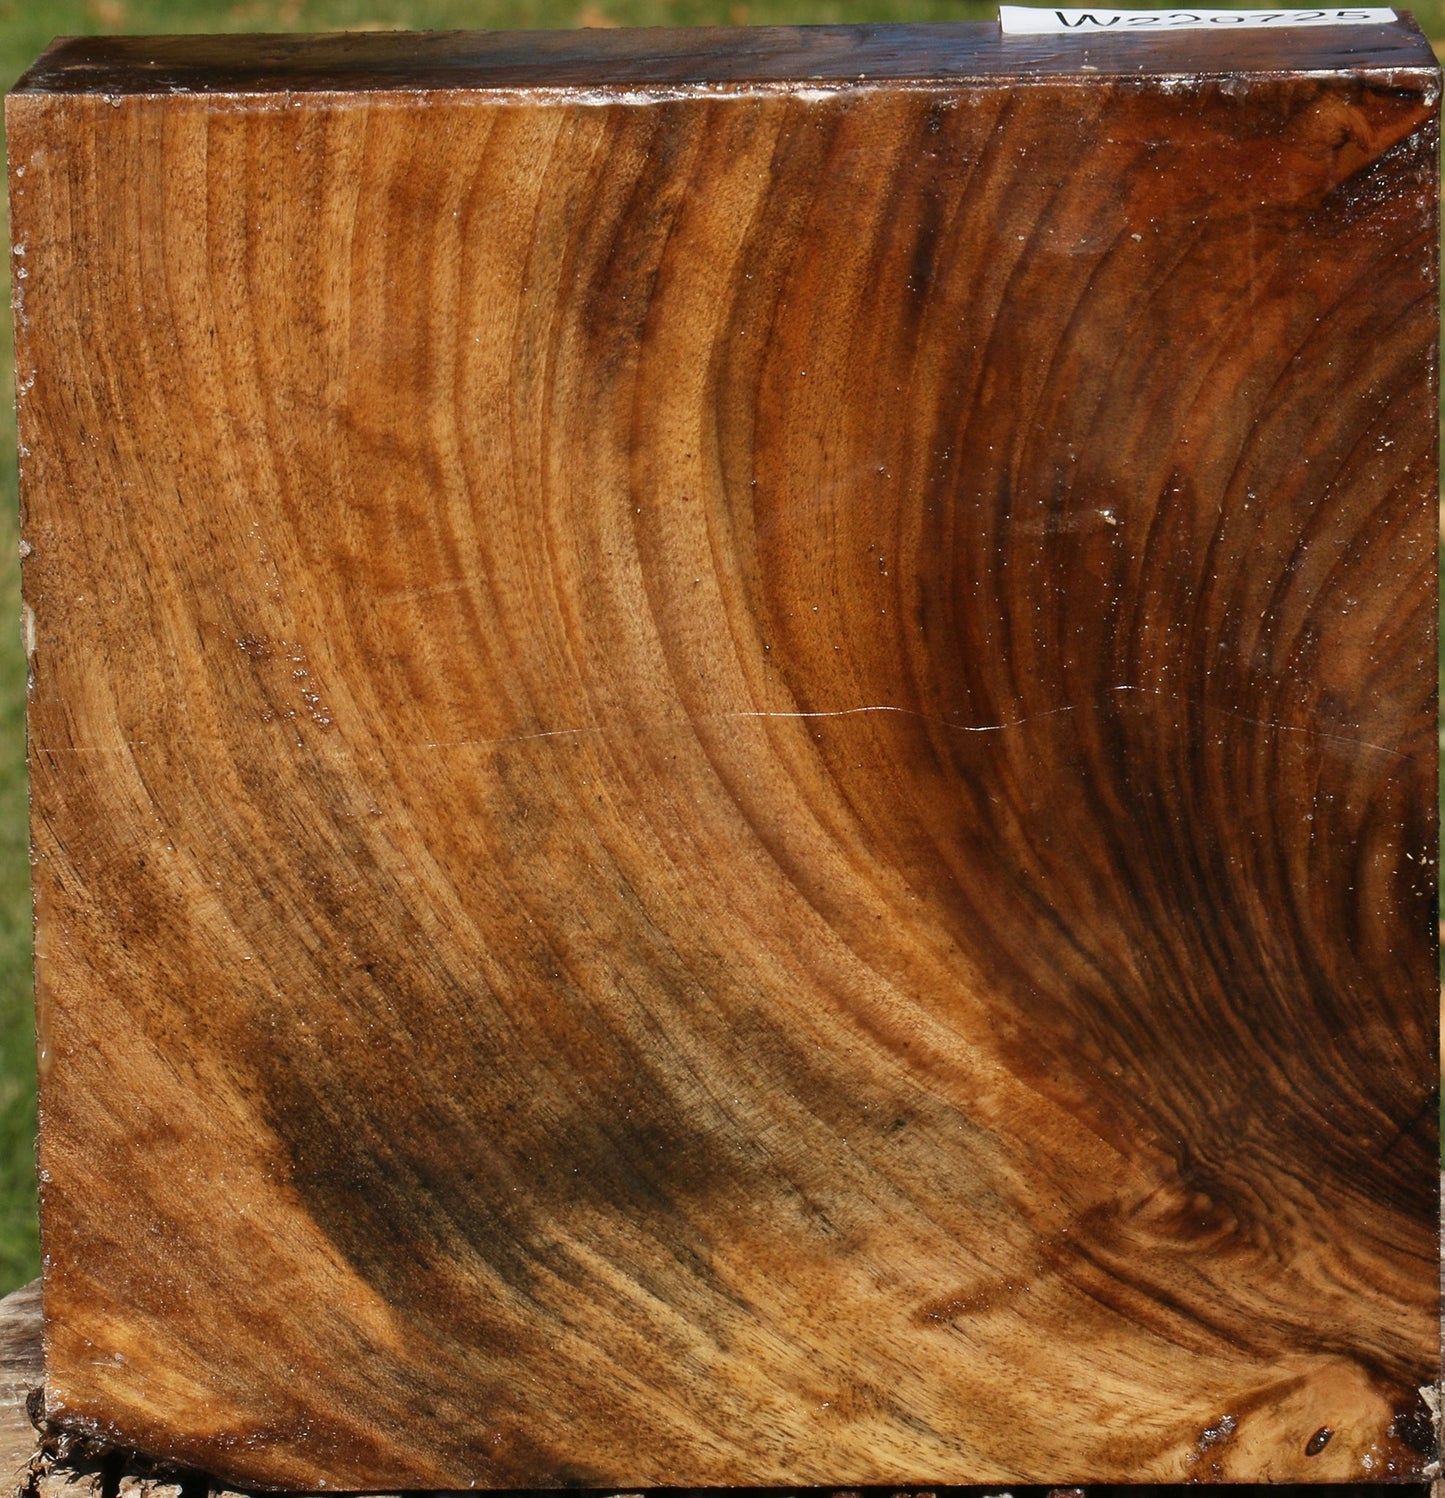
7,19,1440,1490
0,1280,40,1496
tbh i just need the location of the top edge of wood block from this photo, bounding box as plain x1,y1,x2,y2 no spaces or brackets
6,17,1440,98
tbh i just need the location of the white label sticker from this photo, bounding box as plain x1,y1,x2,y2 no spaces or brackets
999,5,1396,30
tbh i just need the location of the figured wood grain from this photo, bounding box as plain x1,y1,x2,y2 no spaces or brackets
1,1280,1438,1498
7,20,1441,1491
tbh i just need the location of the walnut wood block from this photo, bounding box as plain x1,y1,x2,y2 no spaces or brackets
7,20,1440,1490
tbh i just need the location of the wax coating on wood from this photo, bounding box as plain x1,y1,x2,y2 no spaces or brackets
7,21,1440,1490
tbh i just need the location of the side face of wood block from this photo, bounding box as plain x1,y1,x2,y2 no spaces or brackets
8,24,1440,1489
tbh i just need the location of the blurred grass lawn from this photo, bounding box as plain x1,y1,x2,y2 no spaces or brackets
1,0,1443,1295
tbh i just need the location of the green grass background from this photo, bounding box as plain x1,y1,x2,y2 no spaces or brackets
0,0,1442,1296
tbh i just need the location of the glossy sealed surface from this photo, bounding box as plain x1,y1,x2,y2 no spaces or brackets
7,22,1440,1488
